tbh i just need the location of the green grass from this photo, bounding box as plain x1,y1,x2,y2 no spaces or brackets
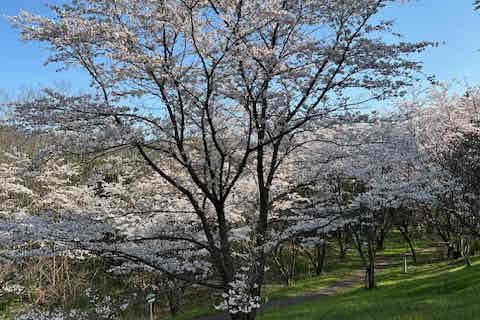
258,258,480,320
0,294,26,320
167,233,444,320
165,269,355,320
5,233,466,320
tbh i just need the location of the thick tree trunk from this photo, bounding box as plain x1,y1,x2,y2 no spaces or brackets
376,209,392,252
230,312,256,320
365,263,375,290
315,241,327,275
461,238,472,267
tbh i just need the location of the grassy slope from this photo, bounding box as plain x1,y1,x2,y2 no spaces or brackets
4,233,472,320
169,233,445,320
259,258,480,320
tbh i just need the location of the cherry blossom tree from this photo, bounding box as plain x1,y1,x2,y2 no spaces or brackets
407,86,480,264
8,0,432,318
287,109,439,288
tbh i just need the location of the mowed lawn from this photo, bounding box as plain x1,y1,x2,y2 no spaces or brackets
259,259,480,320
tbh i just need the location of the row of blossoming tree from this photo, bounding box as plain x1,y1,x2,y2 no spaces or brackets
4,86,480,318
2,0,480,319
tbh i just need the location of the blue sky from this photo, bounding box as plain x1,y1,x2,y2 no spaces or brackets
1,0,480,98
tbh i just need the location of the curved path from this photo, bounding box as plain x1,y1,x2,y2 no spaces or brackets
197,270,364,320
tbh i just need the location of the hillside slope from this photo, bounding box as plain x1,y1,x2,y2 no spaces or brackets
259,259,480,320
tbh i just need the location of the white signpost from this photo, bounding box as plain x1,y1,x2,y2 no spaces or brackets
146,293,156,320
403,252,413,273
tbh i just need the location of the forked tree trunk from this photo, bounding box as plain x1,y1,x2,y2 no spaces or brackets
351,227,375,289
365,263,375,290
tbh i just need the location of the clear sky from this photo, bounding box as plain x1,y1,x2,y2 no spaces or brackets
1,0,480,98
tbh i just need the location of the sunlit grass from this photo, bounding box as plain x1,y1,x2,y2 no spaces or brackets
6,233,468,320
165,269,356,320
259,258,480,320
167,233,448,320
